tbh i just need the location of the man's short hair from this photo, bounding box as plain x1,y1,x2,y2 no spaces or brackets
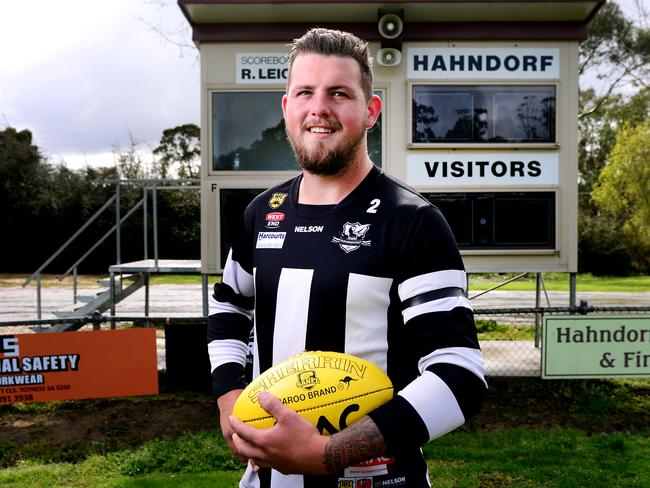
287,28,374,100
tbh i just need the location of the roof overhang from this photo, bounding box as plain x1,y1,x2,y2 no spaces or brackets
178,0,605,41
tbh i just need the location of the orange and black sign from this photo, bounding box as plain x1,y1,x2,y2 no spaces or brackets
0,328,158,404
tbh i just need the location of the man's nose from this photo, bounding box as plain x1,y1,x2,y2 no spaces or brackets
310,92,332,117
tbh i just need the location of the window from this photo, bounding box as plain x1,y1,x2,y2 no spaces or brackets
212,90,384,171
212,92,295,171
423,192,555,249
412,85,555,144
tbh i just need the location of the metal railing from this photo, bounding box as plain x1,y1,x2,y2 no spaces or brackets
2,303,649,377
22,179,200,318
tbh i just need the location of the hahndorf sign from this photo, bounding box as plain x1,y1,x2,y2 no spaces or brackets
542,316,650,379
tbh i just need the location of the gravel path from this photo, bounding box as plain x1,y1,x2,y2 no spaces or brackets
1,284,648,323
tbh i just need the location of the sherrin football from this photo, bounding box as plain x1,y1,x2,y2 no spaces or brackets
233,351,393,435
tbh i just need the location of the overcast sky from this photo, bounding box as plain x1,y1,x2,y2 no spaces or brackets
0,0,199,168
0,0,645,170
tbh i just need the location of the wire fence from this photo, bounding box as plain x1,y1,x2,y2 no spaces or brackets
1,305,649,377
475,305,650,376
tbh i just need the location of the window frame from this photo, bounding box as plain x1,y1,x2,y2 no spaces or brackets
424,190,559,254
208,87,298,176
208,86,387,175
407,81,559,149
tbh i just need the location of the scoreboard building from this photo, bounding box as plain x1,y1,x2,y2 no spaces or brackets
178,0,604,274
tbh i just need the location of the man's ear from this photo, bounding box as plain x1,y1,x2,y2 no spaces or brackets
367,95,382,129
281,94,288,118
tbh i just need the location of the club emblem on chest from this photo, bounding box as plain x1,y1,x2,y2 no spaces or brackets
268,192,288,209
331,222,371,253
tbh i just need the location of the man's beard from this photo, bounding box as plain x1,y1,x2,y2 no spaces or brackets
287,123,366,176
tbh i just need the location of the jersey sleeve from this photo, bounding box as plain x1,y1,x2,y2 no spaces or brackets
368,204,487,452
207,210,255,399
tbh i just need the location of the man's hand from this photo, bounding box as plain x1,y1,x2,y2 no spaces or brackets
217,389,246,462
229,391,329,475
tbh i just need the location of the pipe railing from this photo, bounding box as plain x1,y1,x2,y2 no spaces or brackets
23,179,200,319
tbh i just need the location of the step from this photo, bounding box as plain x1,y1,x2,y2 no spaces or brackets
76,294,98,304
98,274,131,288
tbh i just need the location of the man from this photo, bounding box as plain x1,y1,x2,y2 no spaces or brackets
208,28,487,487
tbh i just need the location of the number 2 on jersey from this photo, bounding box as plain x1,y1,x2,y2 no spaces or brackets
366,199,381,214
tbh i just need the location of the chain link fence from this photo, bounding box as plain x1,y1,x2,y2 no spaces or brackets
475,305,650,376
2,305,649,377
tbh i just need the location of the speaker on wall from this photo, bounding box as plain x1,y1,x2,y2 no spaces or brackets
378,12,403,39
377,48,402,67
377,9,404,67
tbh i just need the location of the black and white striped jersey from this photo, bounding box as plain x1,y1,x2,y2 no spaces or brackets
208,165,487,488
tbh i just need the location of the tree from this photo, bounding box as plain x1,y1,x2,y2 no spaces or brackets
591,120,650,273
576,3,650,274
578,2,650,197
579,1,650,119
153,123,200,178
579,86,650,200
113,133,153,180
0,127,120,272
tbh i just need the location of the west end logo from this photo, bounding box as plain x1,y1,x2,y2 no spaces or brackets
332,222,371,253
268,192,288,209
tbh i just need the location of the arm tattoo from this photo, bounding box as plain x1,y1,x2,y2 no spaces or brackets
322,416,388,474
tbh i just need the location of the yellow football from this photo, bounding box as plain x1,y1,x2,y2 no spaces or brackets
232,351,393,435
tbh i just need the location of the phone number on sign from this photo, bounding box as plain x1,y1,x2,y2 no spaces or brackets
0,393,34,403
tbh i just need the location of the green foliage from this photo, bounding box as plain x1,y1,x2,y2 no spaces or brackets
0,125,203,273
113,134,152,180
578,211,634,275
475,319,499,333
0,127,119,272
153,124,200,178
577,3,650,275
579,2,650,118
475,319,535,341
578,87,650,202
591,120,650,273
578,102,649,272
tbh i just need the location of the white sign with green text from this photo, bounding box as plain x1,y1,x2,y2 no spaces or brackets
542,315,650,379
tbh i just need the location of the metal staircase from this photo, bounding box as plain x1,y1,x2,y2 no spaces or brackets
46,274,146,332
23,178,203,330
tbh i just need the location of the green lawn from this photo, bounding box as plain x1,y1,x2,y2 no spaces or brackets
0,429,647,487
468,272,650,292
1,379,648,487
4,273,649,292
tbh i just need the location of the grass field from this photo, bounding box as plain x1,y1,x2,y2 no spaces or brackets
3,272,650,292
1,429,647,487
1,378,648,487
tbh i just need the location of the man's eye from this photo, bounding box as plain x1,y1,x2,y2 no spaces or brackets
333,91,348,97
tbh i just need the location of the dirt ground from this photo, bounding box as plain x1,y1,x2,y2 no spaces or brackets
1,377,648,468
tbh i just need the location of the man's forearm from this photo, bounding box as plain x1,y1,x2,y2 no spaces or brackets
322,415,388,473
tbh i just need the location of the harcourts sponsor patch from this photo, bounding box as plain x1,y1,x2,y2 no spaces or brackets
256,232,286,249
